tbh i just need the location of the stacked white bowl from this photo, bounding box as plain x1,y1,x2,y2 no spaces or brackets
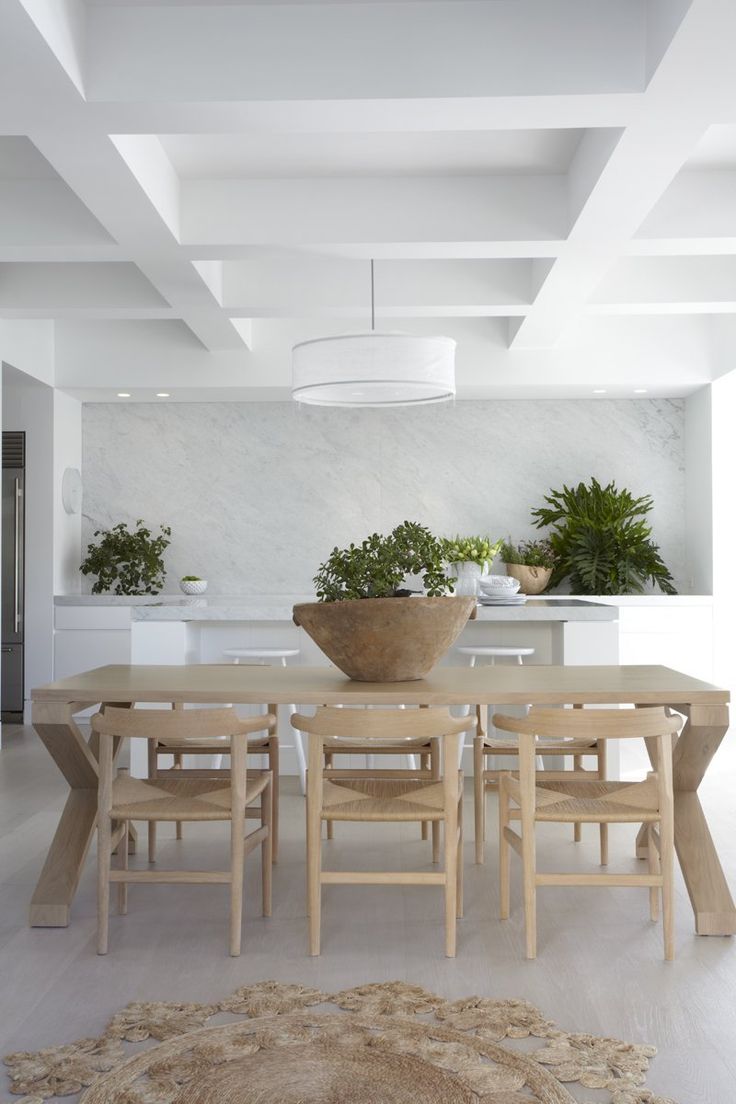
478,574,521,595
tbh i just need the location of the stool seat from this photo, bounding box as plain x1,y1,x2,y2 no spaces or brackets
457,645,535,658
223,647,300,660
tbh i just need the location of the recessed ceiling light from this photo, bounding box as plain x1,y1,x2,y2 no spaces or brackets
117,392,131,398
592,388,607,394
156,392,170,398
633,388,648,394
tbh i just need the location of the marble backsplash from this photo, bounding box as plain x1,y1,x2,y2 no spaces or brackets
81,399,686,594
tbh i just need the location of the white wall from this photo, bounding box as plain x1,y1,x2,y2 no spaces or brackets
684,385,713,594
711,369,736,701
0,320,54,387
82,397,688,595
53,390,82,594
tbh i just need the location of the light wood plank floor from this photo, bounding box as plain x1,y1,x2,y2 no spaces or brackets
1,725,735,1102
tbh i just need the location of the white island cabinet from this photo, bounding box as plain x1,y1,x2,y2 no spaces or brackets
54,594,619,776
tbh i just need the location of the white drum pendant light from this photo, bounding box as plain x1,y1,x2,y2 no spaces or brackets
292,261,456,407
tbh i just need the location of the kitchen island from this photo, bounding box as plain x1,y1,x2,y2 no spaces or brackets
54,595,619,775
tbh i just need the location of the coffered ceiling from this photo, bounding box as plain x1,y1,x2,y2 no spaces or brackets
2,0,736,400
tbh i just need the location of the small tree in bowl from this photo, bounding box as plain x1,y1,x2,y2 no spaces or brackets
80,519,171,595
295,521,476,682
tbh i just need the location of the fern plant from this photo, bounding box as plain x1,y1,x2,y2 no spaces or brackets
531,479,676,595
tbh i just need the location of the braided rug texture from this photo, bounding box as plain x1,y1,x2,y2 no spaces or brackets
3,980,676,1104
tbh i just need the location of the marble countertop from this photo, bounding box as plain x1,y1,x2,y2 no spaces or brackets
54,594,618,622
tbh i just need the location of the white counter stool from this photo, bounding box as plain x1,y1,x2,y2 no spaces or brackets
456,643,535,864
222,646,305,794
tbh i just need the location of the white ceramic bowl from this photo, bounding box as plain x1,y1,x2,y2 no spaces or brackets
478,574,520,593
180,579,208,595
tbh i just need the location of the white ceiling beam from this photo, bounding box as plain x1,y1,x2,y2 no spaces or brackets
27,132,246,349
182,176,569,247
85,1,646,103
15,0,86,95
510,0,734,349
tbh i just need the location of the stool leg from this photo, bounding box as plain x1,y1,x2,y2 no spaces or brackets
573,754,583,842
174,752,184,840
597,739,609,865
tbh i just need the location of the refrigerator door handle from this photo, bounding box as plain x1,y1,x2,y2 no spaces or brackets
14,477,21,634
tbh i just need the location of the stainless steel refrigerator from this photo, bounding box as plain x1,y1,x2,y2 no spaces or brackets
2,432,25,722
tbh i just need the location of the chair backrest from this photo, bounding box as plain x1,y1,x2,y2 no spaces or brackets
492,706,681,741
291,705,468,741
91,706,253,742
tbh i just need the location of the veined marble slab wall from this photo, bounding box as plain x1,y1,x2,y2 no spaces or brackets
81,399,686,594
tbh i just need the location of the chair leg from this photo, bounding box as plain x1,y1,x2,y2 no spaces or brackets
148,820,157,864
268,733,279,863
498,776,510,920
117,820,129,915
443,772,459,958
431,739,441,863
661,815,675,961
307,791,322,956
420,753,430,841
518,740,537,960
647,823,660,922
97,814,111,956
324,752,334,839
229,810,245,959
174,752,184,841
456,787,464,920
573,754,582,841
261,778,273,918
291,709,307,795
473,735,484,864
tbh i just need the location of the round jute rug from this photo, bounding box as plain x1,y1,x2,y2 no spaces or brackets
80,1011,576,1104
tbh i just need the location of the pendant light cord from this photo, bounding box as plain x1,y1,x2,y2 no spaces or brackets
370,259,375,332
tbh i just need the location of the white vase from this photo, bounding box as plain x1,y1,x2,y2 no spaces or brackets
449,561,486,596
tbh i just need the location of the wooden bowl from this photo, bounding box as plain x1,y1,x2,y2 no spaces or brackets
293,596,476,682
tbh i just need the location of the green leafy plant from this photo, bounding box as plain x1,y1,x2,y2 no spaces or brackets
181,575,202,582
81,519,172,595
441,535,502,570
500,538,557,569
315,520,451,601
531,479,676,595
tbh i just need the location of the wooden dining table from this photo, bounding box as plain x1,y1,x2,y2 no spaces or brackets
30,662,734,936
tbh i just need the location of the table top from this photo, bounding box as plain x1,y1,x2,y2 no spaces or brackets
31,663,730,706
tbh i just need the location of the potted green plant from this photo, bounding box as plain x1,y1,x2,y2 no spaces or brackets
531,478,676,595
441,535,503,596
180,575,208,595
80,519,172,595
500,538,556,595
293,520,476,681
